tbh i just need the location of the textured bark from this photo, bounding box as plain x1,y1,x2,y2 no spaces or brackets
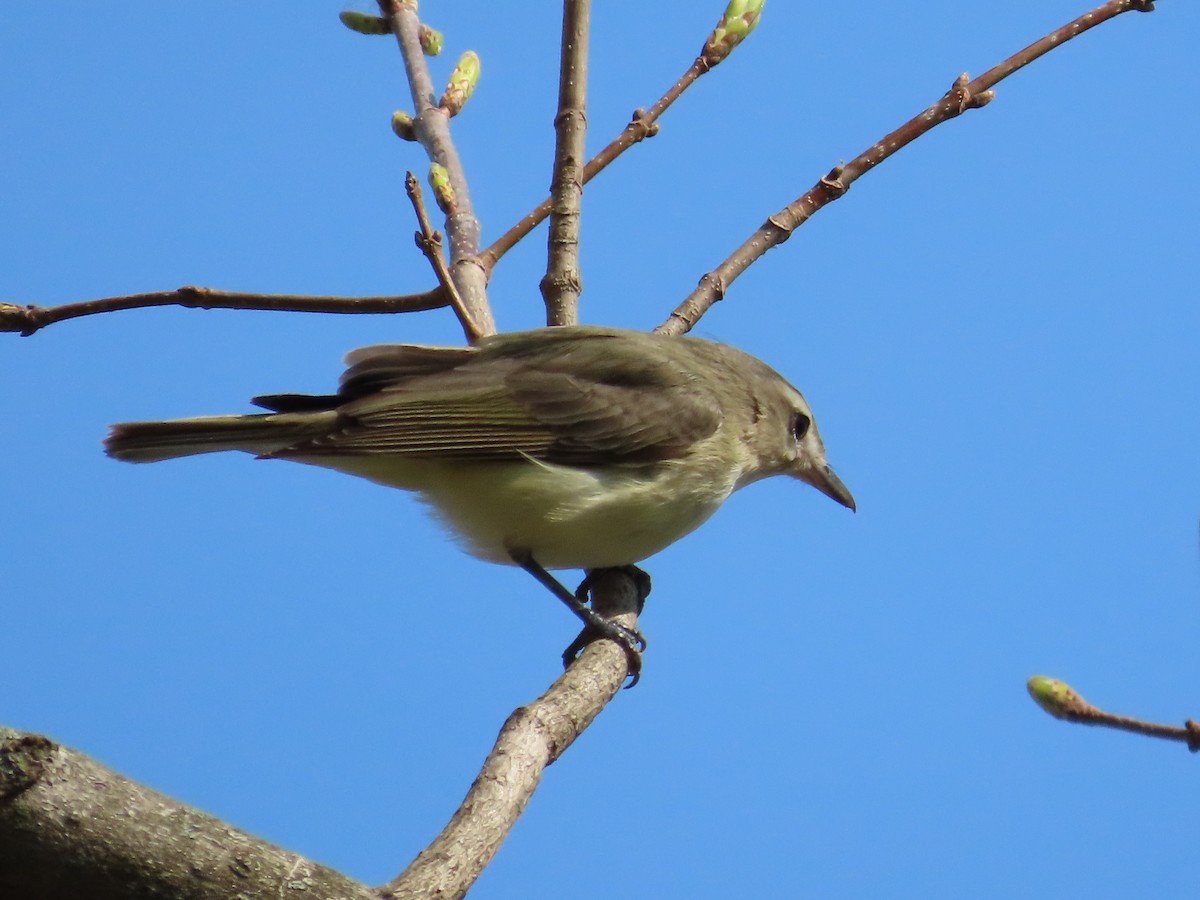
541,0,591,326
0,729,376,900
0,574,639,900
381,568,639,899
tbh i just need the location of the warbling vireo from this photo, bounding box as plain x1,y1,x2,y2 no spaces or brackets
105,326,854,678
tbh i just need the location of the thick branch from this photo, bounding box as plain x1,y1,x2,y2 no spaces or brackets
541,0,592,327
1,572,640,900
0,286,446,336
379,0,496,338
0,728,377,900
656,0,1158,336
380,569,640,900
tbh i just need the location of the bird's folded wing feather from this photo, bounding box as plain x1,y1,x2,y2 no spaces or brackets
270,335,724,464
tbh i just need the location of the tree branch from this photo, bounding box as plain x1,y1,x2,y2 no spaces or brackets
379,0,496,338
0,728,378,899
1,573,641,899
540,0,591,327
1027,676,1200,752
479,61,702,275
655,0,1158,336
405,171,484,342
0,286,447,336
2,4,732,338
380,569,640,900
480,0,764,274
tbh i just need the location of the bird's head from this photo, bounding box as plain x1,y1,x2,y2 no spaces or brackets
740,362,856,512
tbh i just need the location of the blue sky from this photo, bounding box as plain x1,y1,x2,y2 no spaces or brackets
4,2,1199,896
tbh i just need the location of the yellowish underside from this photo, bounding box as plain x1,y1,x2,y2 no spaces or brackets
287,452,741,569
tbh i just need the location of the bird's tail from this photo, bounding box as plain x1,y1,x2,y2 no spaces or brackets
104,411,339,463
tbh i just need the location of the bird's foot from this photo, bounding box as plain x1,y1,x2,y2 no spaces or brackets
509,551,649,688
561,618,647,687
566,566,652,687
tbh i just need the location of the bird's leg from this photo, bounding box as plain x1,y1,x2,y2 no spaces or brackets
510,551,647,687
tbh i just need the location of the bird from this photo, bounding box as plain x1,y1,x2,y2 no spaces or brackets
105,325,854,682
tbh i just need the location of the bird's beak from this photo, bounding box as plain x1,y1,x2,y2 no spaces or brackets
809,463,856,512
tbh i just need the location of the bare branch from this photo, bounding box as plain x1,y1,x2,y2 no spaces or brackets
0,728,378,899
406,171,485,343
481,0,771,274
541,0,592,327
0,287,447,337
380,570,640,900
1,3,740,338
655,0,1158,336
1027,676,1200,752
480,59,706,274
378,0,496,337
1,571,641,900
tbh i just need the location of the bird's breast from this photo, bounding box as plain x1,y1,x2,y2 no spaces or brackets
301,454,740,569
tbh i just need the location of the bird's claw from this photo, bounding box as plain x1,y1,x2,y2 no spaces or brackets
562,618,646,688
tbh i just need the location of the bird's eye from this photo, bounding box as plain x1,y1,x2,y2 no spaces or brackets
791,412,811,441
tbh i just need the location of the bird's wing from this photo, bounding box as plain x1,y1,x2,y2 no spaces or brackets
253,343,478,412
273,332,724,464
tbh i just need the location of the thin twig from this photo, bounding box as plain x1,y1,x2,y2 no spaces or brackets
1027,676,1200,753
380,570,640,900
479,57,707,274
0,287,446,337
378,0,496,338
405,171,483,343
2,10,708,338
655,0,1159,336
540,0,592,327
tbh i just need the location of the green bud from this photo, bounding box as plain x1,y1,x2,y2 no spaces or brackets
703,0,765,66
391,110,417,142
339,11,391,36
440,50,481,117
420,25,444,56
428,163,456,214
1026,676,1088,721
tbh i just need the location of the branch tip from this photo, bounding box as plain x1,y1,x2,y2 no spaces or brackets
1027,675,1091,721
419,24,444,56
339,11,391,36
441,50,481,116
428,163,457,214
391,109,417,141
1027,676,1200,753
703,0,766,66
